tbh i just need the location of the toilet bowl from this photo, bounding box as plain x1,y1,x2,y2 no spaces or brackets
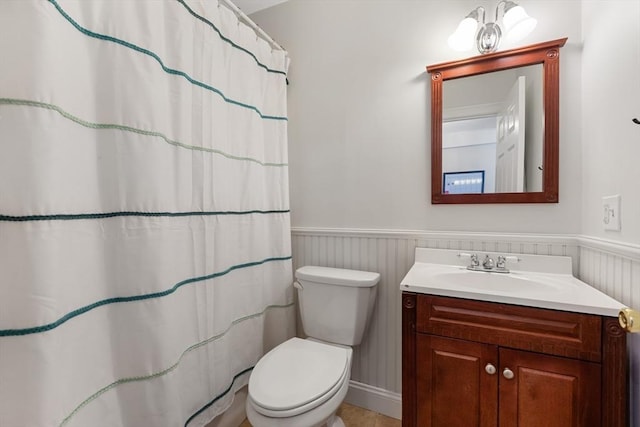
246,338,352,427
246,266,380,427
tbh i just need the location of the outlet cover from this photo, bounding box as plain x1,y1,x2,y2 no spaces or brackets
602,195,621,231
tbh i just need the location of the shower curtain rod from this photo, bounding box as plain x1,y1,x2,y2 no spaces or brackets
218,0,287,53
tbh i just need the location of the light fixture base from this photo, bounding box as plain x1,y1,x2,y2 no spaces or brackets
476,22,502,54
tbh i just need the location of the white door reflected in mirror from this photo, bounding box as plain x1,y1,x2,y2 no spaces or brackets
495,75,525,192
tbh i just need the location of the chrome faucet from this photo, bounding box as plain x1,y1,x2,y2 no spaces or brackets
496,255,520,272
482,255,494,270
459,252,518,273
458,252,480,269
496,255,507,270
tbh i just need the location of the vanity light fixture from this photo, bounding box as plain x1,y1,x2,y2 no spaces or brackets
448,1,537,54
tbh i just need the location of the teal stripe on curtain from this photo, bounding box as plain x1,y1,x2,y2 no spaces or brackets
58,303,293,427
184,366,254,427
0,98,289,166
176,0,286,76
0,210,290,222
0,256,292,337
47,0,288,121
0,1,292,425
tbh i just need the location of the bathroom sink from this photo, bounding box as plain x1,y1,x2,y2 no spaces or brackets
400,248,624,317
430,268,570,295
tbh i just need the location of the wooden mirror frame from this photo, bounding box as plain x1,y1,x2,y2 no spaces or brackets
428,38,567,204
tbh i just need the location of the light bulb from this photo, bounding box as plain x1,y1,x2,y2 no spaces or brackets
503,5,537,42
448,17,478,51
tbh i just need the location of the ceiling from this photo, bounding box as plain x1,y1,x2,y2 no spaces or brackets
231,0,289,15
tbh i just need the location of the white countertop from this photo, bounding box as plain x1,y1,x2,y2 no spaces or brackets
400,248,625,317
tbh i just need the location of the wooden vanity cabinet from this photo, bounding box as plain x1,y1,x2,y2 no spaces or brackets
402,293,627,427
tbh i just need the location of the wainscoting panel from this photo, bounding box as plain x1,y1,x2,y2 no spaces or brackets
577,236,640,427
291,228,580,397
290,229,639,422
577,237,640,310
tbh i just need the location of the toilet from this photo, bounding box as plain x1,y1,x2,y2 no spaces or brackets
246,266,380,427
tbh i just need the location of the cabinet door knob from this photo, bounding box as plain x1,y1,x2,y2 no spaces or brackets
485,363,497,375
503,368,515,379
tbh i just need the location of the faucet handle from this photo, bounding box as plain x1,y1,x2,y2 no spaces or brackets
458,252,480,267
497,255,520,270
470,253,479,266
496,256,507,269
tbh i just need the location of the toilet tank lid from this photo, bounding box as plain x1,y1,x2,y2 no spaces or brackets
295,266,380,287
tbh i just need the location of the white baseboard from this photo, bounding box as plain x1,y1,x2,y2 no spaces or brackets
344,380,402,420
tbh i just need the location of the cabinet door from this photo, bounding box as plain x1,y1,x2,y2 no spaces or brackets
499,348,601,427
416,335,498,427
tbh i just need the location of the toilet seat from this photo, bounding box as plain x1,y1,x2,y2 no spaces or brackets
248,338,350,418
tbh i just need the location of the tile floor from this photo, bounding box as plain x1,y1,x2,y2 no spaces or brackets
239,403,401,427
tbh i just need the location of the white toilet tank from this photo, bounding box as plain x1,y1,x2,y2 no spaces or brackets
294,266,380,346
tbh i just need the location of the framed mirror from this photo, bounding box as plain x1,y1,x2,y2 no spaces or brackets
427,38,567,204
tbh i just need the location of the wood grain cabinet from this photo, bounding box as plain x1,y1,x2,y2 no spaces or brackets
402,293,627,427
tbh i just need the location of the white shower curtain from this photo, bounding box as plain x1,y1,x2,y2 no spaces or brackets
0,1,293,426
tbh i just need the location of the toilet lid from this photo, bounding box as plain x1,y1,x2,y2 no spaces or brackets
249,338,349,412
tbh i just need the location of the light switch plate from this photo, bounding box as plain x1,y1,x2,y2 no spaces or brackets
602,195,621,231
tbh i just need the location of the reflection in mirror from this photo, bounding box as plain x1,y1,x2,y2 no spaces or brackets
442,64,543,194
427,38,567,204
